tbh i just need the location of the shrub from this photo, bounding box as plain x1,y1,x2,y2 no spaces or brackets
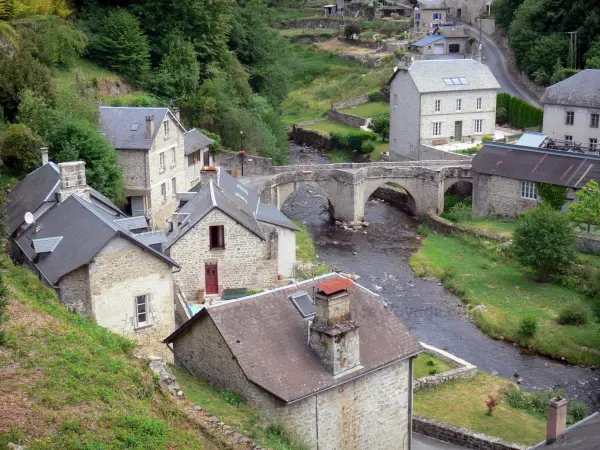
445,203,473,223
569,180,600,234
0,124,44,176
481,134,493,142
393,47,405,58
496,106,508,125
506,388,588,425
344,23,361,40
485,396,499,416
330,130,377,151
519,316,538,337
360,139,375,154
380,21,400,38
513,205,575,281
557,303,589,325
371,112,390,141
537,183,568,210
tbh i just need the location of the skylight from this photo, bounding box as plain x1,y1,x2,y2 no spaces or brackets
289,291,315,318
235,192,248,203
237,185,248,195
443,77,469,86
131,123,139,131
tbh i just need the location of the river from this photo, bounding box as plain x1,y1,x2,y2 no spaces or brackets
284,143,600,409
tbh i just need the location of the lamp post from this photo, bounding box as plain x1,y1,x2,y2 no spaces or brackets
239,130,245,176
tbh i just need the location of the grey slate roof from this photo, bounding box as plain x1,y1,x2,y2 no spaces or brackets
164,273,422,403
99,107,185,150
15,195,177,285
540,69,600,109
184,128,214,156
136,231,168,246
389,59,501,92
32,237,63,253
530,413,600,450
115,216,148,231
165,168,298,249
472,142,600,188
417,0,446,10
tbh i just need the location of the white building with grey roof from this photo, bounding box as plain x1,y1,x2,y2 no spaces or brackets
164,167,299,303
541,69,600,152
389,59,500,161
6,159,179,359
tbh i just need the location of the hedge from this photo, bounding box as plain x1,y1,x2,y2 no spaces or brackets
330,130,377,154
496,92,543,129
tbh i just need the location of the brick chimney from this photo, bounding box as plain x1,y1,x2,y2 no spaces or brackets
58,161,91,202
171,107,180,122
547,397,568,444
309,278,360,376
145,115,155,140
41,147,49,165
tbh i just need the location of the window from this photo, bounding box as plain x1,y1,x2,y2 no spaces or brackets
591,113,599,128
163,121,170,138
449,43,460,53
433,13,441,20
474,119,483,133
566,111,574,125
521,181,538,200
476,97,482,110
135,295,149,327
416,12,421,20
159,152,165,173
161,182,166,203
209,225,225,249
590,138,598,151
393,93,398,107
565,135,573,141
456,98,462,111
434,99,441,112
432,122,443,136
443,77,469,85
170,148,176,168
171,177,177,198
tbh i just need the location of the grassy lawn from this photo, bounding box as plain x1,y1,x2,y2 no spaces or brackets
414,353,454,378
53,58,122,91
338,102,389,118
292,220,330,277
372,140,388,161
173,368,307,450
410,233,600,366
303,120,355,134
460,217,518,237
414,372,546,446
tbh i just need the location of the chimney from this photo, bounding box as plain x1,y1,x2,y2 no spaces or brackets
58,161,91,203
41,147,49,165
309,278,360,376
547,397,568,444
172,107,180,122
199,167,218,187
145,115,155,139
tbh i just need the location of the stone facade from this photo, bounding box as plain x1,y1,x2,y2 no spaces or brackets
169,209,279,299
213,150,275,177
542,103,600,148
118,149,148,192
88,237,175,359
290,127,334,151
446,0,494,24
472,173,538,217
58,266,93,317
415,6,447,28
173,314,413,450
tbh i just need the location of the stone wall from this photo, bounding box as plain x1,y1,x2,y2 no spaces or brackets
290,127,333,151
273,18,346,29
214,150,274,177
412,415,528,450
414,342,477,391
473,173,538,217
88,236,175,359
58,266,93,317
426,211,510,242
332,93,371,110
117,149,148,191
418,145,472,162
326,110,368,129
169,209,279,300
475,18,496,36
575,234,600,255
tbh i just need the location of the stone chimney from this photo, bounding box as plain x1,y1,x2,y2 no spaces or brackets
58,161,91,203
41,147,49,165
199,167,218,188
171,107,180,122
145,115,155,140
309,278,360,376
546,397,568,444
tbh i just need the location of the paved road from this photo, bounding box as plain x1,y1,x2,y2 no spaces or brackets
463,25,541,107
414,434,467,449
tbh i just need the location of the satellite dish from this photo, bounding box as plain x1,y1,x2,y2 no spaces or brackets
24,212,34,225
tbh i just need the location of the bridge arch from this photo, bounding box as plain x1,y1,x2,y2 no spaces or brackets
278,181,339,218
442,179,474,212
362,181,418,215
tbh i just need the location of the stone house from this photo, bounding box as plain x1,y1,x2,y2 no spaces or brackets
99,107,188,229
389,59,500,161
184,128,215,188
540,69,600,152
414,0,448,30
163,274,422,450
445,0,494,24
471,142,599,217
6,159,179,358
164,167,299,300
411,26,469,57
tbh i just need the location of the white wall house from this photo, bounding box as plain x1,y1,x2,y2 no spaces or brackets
389,59,500,161
541,70,600,152
414,0,447,29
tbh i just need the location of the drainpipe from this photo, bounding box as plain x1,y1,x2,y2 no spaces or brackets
408,356,414,450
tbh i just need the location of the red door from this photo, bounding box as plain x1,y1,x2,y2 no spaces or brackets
205,262,218,294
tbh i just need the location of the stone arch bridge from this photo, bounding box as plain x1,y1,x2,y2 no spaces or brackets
246,161,473,222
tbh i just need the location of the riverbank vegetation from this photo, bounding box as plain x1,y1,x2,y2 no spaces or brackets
292,220,330,279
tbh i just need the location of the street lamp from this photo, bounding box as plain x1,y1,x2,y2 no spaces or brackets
239,130,245,176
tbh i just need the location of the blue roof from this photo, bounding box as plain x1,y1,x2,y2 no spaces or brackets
411,34,444,47
515,132,547,148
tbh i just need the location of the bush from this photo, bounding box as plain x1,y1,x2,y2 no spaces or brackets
0,124,44,176
371,112,389,141
330,130,377,151
496,92,543,129
380,21,401,38
393,47,405,58
557,303,589,325
360,139,375,154
445,203,473,223
496,106,508,125
506,388,588,425
513,205,576,281
344,23,361,40
481,134,493,142
537,183,568,210
519,316,538,337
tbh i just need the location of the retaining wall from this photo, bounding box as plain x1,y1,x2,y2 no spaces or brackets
326,110,368,129
273,18,346,29
332,94,371,110
475,18,496,36
419,144,472,161
414,342,477,391
575,234,600,254
412,415,528,450
290,127,333,151
214,150,275,177
426,211,511,242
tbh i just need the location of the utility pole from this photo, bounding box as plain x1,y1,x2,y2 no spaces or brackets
564,31,579,69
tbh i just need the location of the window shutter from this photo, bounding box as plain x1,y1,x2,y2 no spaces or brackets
148,295,154,325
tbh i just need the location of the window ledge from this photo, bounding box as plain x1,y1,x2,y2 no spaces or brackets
134,324,153,332
209,247,226,251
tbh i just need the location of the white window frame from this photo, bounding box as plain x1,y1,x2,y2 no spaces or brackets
171,177,177,198
434,99,441,113
566,111,574,126
170,147,176,168
163,121,170,139
590,138,598,151
159,152,165,173
135,294,150,328
432,122,443,136
161,182,167,203
456,98,462,112
591,113,599,128
520,181,538,200
476,97,482,110
474,119,483,133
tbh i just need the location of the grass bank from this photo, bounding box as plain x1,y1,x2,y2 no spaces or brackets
414,372,546,446
410,232,600,366
338,102,389,118
292,220,329,278
413,353,454,378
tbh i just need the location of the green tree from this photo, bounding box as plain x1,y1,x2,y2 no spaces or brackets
537,183,568,210
549,57,566,85
523,35,569,77
152,37,200,99
513,204,575,281
88,9,150,84
0,123,44,176
371,112,390,141
585,37,600,68
48,117,125,204
569,180,600,233
493,0,526,30
344,22,361,40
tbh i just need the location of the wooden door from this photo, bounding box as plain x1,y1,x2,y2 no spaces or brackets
203,149,210,166
454,121,463,141
205,262,218,294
